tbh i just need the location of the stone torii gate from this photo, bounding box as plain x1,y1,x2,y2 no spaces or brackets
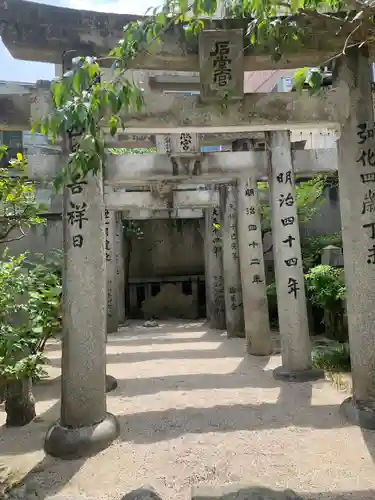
27,140,337,339
1,0,375,459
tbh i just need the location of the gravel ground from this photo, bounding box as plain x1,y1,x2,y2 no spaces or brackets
1,320,375,500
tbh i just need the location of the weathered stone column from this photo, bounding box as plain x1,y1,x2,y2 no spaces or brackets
116,212,126,326
204,214,212,321
44,169,119,459
237,177,272,355
204,189,226,329
336,49,375,429
104,209,118,333
267,130,323,382
221,183,244,337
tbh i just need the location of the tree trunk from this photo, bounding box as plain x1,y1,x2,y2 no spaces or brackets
5,378,36,426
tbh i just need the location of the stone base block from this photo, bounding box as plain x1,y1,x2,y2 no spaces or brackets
208,320,226,331
121,485,163,500
191,484,303,500
246,340,273,357
106,374,118,392
227,331,245,339
273,365,324,382
44,412,120,460
340,396,375,430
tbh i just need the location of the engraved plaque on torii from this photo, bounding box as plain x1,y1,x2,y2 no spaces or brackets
198,29,244,102
155,133,200,156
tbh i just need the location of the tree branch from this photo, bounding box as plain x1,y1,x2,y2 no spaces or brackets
299,8,346,25
263,244,273,255
0,206,31,242
343,23,362,53
0,225,25,245
262,228,273,255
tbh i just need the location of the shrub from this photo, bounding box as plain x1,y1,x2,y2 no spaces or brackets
312,343,351,373
305,264,347,341
301,233,342,271
0,250,62,424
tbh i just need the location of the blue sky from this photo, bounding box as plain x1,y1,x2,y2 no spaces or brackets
0,0,160,82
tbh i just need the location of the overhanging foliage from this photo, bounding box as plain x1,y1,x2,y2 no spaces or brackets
30,0,369,187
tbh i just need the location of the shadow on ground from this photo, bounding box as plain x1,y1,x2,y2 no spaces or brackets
361,428,375,467
114,399,345,445
7,455,87,499
2,322,374,499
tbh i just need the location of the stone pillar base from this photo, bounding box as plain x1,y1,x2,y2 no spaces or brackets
246,341,273,357
227,330,245,339
44,412,120,460
207,320,226,331
340,396,375,430
106,374,118,393
273,366,324,382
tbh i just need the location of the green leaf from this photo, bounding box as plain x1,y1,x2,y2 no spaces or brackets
109,115,119,137
76,105,88,125
73,70,82,95
108,91,119,114
30,120,40,136
80,134,96,153
291,0,302,13
51,80,63,108
32,326,44,334
293,67,308,92
308,70,323,92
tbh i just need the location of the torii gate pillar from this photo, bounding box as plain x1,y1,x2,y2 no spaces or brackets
338,48,375,429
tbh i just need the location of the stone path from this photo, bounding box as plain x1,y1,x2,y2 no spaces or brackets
1,321,375,500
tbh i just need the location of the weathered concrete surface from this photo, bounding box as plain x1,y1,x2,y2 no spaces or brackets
2,322,375,499
198,29,244,102
118,88,347,132
0,0,140,65
337,50,375,429
105,189,220,211
60,172,107,427
155,132,200,155
0,86,346,132
267,131,322,381
237,177,272,355
44,412,120,460
27,149,339,183
221,184,244,338
122,208,204,219
105,209,118,334
205,206,226,329
0,0,348,71
43,168,119,459
116,213,126,325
